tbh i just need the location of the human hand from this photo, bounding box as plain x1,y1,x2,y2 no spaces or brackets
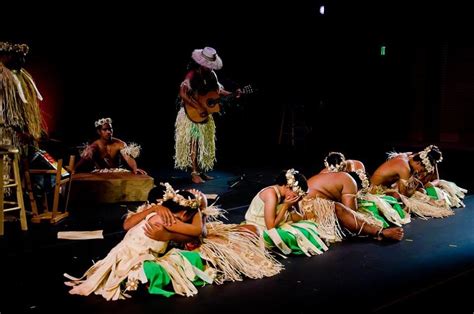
283,194,301,207
133,168,147,175
81,144,96,159
235,88,242,99
153,205,176,226
144,222,170,241
187,188,202,198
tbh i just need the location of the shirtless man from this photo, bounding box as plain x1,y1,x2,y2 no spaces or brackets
370,146,442,198
320,151,365,173
75,117,146,174
303,171,404,241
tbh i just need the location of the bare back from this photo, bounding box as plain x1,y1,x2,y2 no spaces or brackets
319,159,365,174
307,172,358,210
370,154,411,187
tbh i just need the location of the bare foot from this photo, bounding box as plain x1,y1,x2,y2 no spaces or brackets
201,173,214,180
192,174,205,184
379,227,404,241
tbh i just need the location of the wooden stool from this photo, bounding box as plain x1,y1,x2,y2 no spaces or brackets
0,146,28,236
23,156,75,224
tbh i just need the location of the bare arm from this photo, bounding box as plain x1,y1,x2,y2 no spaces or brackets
262,188,298,229
341,178,358,211
179,80,200,109
144,223,198,242
121,153,146,174
162,212,203,237
396,160,414,196
75,143,99,172
123,205,156,230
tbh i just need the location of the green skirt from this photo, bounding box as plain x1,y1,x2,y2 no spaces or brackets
263,220,328,256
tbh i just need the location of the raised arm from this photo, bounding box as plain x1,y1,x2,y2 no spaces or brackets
123,204,157,230
262,188,298,229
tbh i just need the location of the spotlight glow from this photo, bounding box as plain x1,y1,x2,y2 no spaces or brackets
319,5,325,15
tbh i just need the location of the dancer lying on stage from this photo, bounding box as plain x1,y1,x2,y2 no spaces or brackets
320,151,365,173
370,145,459,218
65,183,210,300
300,170,405,242
244,169,329,256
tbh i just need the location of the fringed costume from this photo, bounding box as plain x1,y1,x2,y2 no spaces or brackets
300,195,387,243
64,204,214,301
426,180,467,208
198,221,283,283
245,187,328,256
358,193,411,227
11,68,44,141
0,62,24,147
174,107,216,172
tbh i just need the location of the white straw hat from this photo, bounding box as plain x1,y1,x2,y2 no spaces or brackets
191,46,223,70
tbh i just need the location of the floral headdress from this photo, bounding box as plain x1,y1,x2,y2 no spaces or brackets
0,42,13,53
418,145,443,173
12,43,29,56
324,152,346,172
354,169,370,193
285,169,307,197
95,117,112,128
160,182,202,209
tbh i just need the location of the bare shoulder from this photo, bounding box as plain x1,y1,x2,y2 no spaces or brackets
352,160,365,170
112,138,126,148
260,186,278,201
338,171,355,183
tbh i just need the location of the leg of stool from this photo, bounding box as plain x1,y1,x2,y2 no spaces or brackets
13,154,27,231
0,155,4,236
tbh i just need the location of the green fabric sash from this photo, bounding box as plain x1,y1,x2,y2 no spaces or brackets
263,221,323,255
143,251,205,297
426,186,439,200
358,195,405,227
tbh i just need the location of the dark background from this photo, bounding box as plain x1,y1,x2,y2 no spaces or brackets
3,0,473,185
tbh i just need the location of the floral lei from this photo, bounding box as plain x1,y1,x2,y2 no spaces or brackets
324,152,346,172
419,145,443,173
285,169,307,197
95,117,112,128
160,182,202,209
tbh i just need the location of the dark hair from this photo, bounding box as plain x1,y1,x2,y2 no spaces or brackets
186,59,201,71
325,152,345,168
147,185,166,203
347,171,363,190
275,169,308,192
161,190,200,222
413,145,443,164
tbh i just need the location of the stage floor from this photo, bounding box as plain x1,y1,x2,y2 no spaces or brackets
0,167,472,313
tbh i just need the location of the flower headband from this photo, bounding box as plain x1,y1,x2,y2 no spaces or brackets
0,42,12,53
12,43,29,56
418,145,443,173
0,42,29,56
285,169,307,197
324,152,346,172
95,117,112,128
160,182,202,209
354,169,370,193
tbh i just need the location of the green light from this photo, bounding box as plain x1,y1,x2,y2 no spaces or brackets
380,45,386,56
